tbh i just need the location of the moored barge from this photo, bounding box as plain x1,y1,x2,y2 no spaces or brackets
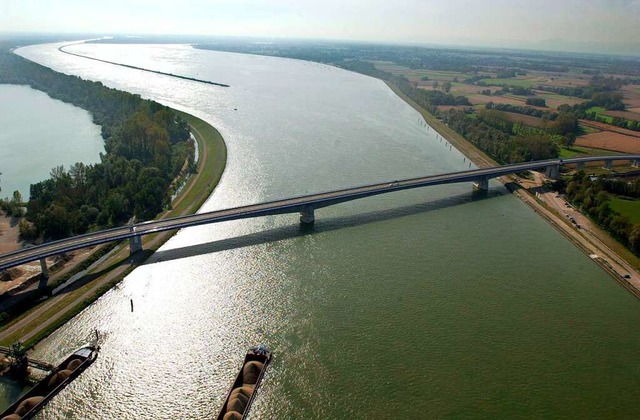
0,345,98,420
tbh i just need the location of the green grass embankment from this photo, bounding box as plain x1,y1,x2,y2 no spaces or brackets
170,111,227,214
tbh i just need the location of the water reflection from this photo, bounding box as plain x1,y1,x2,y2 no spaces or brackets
151,189,506,265
8,42,640,419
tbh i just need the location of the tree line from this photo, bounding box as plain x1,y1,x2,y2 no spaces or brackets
485,103,558,120
335,59,562,164
444,109,559,163
196,40,640,76
558,173,640,255
0,47,195,241
539,76,627,110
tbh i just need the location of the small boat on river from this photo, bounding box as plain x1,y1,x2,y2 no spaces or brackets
216,345,272,420
0,345,98,420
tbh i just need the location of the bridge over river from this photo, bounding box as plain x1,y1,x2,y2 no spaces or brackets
1,155,638,274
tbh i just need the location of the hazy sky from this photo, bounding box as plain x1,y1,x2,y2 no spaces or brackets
2,0,640,54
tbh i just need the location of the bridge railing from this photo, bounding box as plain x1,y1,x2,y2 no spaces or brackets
1,155,639,272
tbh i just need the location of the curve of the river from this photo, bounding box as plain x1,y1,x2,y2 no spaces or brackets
9,42,640,418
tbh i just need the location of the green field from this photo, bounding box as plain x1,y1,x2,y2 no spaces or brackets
410,70,467,80
559,145,620,158
587,106,614,123
534,92,586,109
578,123,600,135
480,77,539,88
371,62,475,81
610,196,640,224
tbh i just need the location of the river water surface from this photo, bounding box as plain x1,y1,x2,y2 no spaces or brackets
8,42,640,418
0,84,104,200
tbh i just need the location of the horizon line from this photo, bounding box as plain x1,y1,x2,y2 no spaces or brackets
2,31,640,59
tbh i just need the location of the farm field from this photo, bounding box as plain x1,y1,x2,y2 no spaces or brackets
480,76,539,88
372,59,592,113
501,112,546,128
535,91,586,109
465,93,528,106
587,106,617,124
537,75,590,87
580,120,640,138
622,85,640,111
579,123,601,135
576,131,640,153
558,145,620,159
372,61,474,84
449,83,498,95
437,105,472,112
371,52,639,158
603,110,640,122
609,197,640,224
479,74,590,89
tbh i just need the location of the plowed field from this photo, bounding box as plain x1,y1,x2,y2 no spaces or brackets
576,132,640,153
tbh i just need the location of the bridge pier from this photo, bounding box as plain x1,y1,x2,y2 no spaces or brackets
576,162,585,170
4,155,640,274
129,235,142,255
604,160,613,170
473,176,489,191
632,159,639,168
300,205,315,224
545,164,560,179
39,258,49,279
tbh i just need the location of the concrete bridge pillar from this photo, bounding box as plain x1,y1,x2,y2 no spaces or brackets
576,162,585,170
129,235,142,255
300,205,315,224
604,160,613,170
632,159,639,168
473,176,489,191
545,164,560,179
39,258,49,279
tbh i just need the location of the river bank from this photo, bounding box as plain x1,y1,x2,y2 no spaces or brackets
384,81,497,168
0,111,226,349
384,80,640,295
14,42,640,419
3,70,638,354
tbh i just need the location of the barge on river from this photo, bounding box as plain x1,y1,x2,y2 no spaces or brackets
216,345,272,420
0,345,98,420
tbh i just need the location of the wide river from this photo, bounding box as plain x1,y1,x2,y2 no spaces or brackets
9,42,640,418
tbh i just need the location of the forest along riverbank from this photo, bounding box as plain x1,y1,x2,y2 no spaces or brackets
0,111,226,349
385,79,640,296
385,81,497,169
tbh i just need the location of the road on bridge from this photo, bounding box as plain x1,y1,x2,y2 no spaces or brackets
1,155,639,271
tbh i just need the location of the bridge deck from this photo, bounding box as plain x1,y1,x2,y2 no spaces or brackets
1,155,638,272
